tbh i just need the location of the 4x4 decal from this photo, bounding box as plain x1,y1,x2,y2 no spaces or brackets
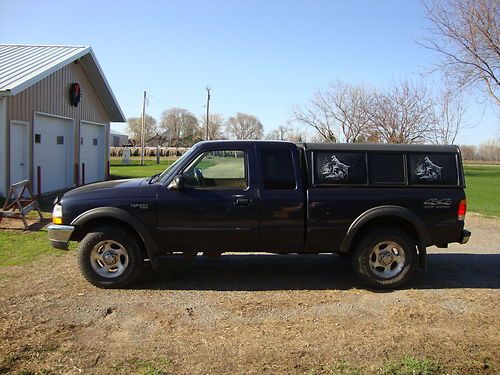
321,155,350,181
415,156,443,182
424,198,452,208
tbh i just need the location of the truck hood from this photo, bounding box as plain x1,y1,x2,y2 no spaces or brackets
62,178,158,200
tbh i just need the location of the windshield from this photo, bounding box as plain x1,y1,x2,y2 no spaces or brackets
157,145,197,183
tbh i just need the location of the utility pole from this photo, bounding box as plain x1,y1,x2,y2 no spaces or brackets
205,86,211,140
140,91,146,166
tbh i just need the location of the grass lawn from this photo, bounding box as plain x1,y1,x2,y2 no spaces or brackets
0,229,71,268
109,156,176,179
464,165,500,217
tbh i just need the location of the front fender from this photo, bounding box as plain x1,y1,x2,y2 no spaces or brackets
339,205,431,253
71,207,160,267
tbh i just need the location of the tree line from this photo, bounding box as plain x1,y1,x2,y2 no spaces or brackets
126,110,305,147
460,139,500,161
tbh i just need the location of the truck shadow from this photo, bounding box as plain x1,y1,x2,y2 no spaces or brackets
135,253,500,291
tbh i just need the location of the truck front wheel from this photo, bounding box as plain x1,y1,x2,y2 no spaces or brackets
78,225,144,288
352,227,417,289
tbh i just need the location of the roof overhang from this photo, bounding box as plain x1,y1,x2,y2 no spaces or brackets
0,45,126,122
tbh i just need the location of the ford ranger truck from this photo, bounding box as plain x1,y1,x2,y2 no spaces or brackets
48,141,471,289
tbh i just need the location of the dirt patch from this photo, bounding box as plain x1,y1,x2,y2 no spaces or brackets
0,217,50,231
0,213,499,374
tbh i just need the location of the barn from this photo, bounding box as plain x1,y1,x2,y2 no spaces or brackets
0,44,125,197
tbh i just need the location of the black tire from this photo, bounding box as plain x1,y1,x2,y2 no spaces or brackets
352,227,417,289
78,225,144,288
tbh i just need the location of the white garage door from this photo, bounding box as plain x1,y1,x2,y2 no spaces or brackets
34,114,74,194
80,121,105,184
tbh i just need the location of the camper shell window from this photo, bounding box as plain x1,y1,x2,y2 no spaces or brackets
408,153,459,186
313,151,367,185
310,149,461,187
368,153,406,185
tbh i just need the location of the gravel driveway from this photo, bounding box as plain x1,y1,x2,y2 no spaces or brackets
0,213,499,374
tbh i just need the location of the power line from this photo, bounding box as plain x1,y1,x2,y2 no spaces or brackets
147,91,205,112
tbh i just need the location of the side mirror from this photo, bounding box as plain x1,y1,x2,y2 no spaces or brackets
168,174,184,191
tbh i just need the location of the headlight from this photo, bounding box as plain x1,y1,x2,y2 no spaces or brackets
52,204,63,224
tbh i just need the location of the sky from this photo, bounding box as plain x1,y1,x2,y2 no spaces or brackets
0,0,497,144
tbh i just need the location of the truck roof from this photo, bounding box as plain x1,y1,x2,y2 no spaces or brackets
299,142,460,153
195,140,460,153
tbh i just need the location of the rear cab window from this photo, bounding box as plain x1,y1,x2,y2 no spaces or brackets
260,148,297,190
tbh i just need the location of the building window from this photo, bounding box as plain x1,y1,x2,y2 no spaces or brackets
56,136,64,145
81,137,84,145
93,138,98,146
35,134,41,143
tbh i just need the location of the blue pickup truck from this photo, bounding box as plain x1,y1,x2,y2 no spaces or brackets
48,140,471,289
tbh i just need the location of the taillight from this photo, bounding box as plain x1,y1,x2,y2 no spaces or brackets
458,199,467,221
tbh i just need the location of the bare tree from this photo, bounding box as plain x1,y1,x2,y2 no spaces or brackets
369,80,436,144
199,113,225,140
226,113,264,140
421,0,500,105
432,89,468,144
160,108,202,146
265,125,304,142
126,114,157,143
292,81,376,143
459,144,478,160
478,137,500,161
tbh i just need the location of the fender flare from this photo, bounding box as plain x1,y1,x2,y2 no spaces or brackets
71,207,160,267
339,205,431,253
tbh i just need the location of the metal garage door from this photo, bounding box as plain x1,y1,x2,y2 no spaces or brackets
34,113,74,194
80,121,105,184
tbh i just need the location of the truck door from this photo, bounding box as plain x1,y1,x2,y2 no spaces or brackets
257,144,305,251
156,144,259,251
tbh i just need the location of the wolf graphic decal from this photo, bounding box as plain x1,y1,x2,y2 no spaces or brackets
415,156,443,182
321,155,350,181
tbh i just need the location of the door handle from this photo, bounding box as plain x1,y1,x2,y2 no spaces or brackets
235,197,250,206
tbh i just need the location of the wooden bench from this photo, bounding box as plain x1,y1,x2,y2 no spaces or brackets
0,180,43,230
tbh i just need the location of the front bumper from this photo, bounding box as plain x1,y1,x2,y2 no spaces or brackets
459,229,471,244
47,224,74,250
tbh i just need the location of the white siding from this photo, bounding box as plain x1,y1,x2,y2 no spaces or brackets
0,97,6,196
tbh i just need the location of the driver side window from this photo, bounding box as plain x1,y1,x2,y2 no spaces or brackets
183,150,247,189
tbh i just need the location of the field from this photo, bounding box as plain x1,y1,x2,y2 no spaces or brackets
0,159,499,374
463,165,500,216
109,157,176,179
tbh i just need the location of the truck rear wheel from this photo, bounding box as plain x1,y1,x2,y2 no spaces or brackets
352,227,417,289
78,225,144,288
